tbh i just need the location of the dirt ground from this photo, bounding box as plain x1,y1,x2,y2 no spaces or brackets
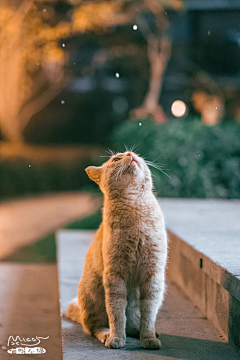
0,192,101,260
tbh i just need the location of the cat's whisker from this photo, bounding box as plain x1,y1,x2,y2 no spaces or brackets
132,143,140,152
145,160,167,169
143,155,164,165
153,155,162,162
110,164,124,182
115,167,122,181
123,144,140,154
116,170,121,181
146,162,163,170
123,143,129,152
128,144,139,153
110,169,118,181
145,161,171,178
119,164,125,180
160,170,171,178
144,159,164,165
107,148,116,156
128,144,136,152
111,162,125,182
117,164,125,181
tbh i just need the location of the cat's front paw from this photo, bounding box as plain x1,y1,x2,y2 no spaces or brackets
105,336,126,349
141,337,161,349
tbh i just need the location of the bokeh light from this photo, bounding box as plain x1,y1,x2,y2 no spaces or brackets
171,100,187,117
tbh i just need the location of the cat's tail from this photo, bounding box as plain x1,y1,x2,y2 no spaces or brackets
65,297,81,323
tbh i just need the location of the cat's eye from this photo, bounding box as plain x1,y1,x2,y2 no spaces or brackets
112,157,121,162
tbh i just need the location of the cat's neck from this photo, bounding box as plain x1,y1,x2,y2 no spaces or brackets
104,187,154,205
103,188,159,225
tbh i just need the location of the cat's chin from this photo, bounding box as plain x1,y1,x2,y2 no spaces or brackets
127,163,140,176
130,159,141,170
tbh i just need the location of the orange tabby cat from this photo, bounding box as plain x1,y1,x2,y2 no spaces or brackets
66,151,168,349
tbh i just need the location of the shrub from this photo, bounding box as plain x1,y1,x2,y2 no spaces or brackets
0,158,95,200
110,119,240,198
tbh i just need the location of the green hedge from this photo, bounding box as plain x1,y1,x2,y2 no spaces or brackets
110,119,240,198
0,158,96,200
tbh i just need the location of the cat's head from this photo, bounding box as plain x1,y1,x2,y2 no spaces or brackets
85,152,153,196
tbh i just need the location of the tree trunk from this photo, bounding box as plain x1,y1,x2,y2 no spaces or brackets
131,36,171,122
0,0,67,144
0,116,24,143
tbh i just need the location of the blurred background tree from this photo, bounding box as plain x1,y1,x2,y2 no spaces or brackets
1,0,240,200
0,0,182,143
0,0,73,143
72,0,182,122
130,0,182,122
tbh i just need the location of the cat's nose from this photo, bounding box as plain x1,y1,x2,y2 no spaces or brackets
126,152,132,156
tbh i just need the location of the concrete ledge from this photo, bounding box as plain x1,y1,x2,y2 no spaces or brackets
167,230,240,353
160,199,240,354
0,234,62,359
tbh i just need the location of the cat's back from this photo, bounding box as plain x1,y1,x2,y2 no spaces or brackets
84,222,104,275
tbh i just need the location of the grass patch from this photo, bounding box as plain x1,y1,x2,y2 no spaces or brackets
65,207,102,230
2,233,56,263
2,205,102,263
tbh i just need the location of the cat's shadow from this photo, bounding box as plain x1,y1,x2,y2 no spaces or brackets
61,316,237,360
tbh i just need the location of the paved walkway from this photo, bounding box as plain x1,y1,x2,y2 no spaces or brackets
57,230,240,360
0,192,100,360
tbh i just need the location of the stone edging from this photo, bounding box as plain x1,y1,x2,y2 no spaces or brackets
167,230,240,354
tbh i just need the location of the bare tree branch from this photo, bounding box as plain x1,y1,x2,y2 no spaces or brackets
26,71,49,102
12,0,35,25
19,81,68,130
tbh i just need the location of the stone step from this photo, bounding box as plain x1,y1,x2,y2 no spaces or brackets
159,198,240,353
0,263,62,360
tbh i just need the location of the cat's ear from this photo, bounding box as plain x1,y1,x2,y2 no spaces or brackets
85,166,102,184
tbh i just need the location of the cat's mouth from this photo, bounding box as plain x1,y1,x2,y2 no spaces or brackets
127,156,141,172
131,158,140,168
123,153,141,173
